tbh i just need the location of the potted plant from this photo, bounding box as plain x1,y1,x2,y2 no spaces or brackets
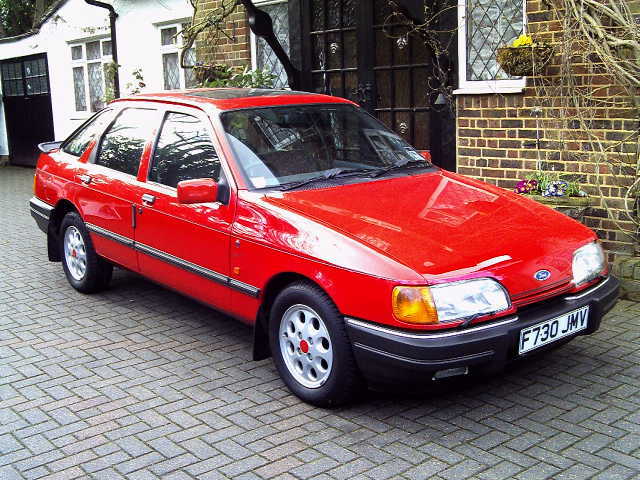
497,34,553,77
514,171,593,221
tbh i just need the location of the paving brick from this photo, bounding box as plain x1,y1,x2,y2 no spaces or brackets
0,167,638,480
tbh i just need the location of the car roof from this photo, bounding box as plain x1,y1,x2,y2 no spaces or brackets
112,88,356,111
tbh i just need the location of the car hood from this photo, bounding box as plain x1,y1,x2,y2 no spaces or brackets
262,170,596,296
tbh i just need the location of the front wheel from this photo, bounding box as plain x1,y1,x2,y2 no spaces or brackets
60,212,112,293
269,282,363,407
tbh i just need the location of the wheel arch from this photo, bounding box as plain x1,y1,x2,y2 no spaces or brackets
253,271,335,361
47,199,80,262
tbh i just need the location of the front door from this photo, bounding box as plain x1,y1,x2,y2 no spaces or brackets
296,0,456,170
1,54,54,166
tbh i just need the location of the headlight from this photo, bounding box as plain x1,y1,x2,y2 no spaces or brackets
572,242,605,285
392,278,510,325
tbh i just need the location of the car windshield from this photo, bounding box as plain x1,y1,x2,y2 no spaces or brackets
220,104,431,189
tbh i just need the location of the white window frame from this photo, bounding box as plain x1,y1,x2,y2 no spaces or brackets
69,36,113,114
249,0,290,87
157,21,197,90
454,0,527,95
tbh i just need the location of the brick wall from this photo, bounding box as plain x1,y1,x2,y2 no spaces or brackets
456,0,639,260
194,0,251,69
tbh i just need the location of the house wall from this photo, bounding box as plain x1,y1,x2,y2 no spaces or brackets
195,0,251,70
455,0,639,260
0,0,193,155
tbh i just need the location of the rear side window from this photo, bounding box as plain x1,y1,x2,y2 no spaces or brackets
148,112,221,188
62,109,114,157
95,108,156,176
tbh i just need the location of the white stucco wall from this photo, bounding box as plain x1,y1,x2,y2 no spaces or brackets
0,0,193,156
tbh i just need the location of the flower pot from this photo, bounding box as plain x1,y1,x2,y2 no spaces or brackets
496,45,553,77
527,194,593,222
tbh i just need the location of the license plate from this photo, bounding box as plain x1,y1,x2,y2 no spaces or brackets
518,306,589,354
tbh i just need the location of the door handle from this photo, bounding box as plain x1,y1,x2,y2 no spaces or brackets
141,193,156,205
77,174,91,185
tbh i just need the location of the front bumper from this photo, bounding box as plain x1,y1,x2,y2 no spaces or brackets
346,275,620,385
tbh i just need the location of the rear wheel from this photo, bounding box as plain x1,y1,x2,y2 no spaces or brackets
60,212,112,293
269,281,363,407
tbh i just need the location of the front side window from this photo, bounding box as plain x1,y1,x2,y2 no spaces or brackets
70,38,114,112
159,23,197,90
221,104,429,189
457,0,525,92
95,109,157,176
149,112,221,188
62,109,114,157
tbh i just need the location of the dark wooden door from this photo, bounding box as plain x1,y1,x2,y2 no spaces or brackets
1,54,54,167
296,0,456,171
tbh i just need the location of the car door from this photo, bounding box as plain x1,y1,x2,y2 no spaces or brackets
134,106,236,310
73,106,160,271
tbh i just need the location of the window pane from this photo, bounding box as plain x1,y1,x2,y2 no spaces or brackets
161,27,177,46
466,0,523,80
184,48,197,88
162,53,180,90
88,62,105,112
63,109,114,156
255,1,289,88
87,41,101,60
102,40,112,56
96,109,157,175
73,67,87,111
149,112,220,187
71,45,83,60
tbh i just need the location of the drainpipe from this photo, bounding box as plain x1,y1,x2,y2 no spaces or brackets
84,0,120,98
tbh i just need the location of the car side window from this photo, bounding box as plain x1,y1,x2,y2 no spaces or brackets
62,109,114,157
95,108,157,176
148,112,221,188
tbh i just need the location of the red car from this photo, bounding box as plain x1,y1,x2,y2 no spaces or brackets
30,89,619,406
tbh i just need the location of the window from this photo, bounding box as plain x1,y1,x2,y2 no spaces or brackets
70,38,114,112
62,109,115,157
159,23,198,90
95,109,157,176
149,112,221,188
456,0,526,94
250,0,290,88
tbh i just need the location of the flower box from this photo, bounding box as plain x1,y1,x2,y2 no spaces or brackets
496,45,553,77
527,194,594,222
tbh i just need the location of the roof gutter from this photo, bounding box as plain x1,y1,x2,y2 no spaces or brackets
84,0,120,98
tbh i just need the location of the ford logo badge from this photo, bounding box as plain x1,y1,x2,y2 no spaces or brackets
534,269,551,281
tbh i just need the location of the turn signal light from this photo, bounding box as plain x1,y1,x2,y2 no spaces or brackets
392,286,439,324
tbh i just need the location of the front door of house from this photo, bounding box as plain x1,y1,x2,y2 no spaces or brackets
296,0,456,171
1,54,54,167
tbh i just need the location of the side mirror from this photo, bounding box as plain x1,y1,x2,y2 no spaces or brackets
38,141,63,153
177,178,218,204
418,150,431,161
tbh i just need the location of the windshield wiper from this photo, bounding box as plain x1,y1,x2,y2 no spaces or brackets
369,159,429,178
280,167,374,191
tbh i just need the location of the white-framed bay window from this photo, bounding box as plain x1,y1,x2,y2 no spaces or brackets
158,22,197,90
455,0,527,94
70,37,113,113
250,0,290,88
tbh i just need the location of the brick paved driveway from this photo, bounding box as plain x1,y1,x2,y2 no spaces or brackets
1,166,640,480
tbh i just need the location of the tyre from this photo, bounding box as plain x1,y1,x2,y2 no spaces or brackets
60,212,113,293
269,281,363,407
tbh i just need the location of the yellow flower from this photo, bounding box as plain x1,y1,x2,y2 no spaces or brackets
512,34,533,47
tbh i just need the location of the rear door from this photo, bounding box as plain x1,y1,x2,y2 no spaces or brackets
134,106,236,310
74,106,160,271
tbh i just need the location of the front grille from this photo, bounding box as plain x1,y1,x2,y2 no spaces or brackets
511,278,573,307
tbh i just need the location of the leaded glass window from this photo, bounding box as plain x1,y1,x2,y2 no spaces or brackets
163,53,180,90
71,45,83,60
73,67,87,111
1,62,24,97
87,41,101,61
465,0,523,81
184,48,197,88
161,27,177,46
254,1,290,88
24,58,48,95
88,62,105,112
102,41,112,56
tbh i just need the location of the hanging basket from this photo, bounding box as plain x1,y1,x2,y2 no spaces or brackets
496,45,553,77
